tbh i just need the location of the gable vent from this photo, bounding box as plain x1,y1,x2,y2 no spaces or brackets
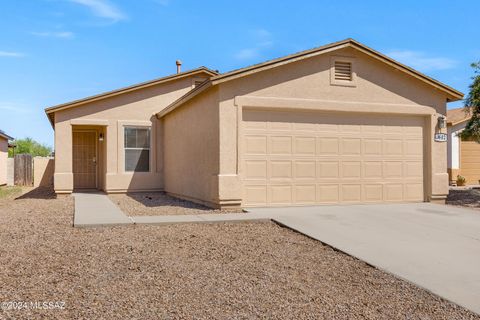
334,61,352,81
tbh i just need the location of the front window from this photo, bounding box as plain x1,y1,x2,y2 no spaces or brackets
124,127,150,172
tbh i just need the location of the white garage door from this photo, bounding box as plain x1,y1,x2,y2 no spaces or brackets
241,109,425,207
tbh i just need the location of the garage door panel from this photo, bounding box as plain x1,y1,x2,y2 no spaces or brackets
270,136,292,155
364,184,383,202
294,185,316,203
270,161,292,180
244,135,267,155
270,185,292,204
244,160,267,180
341,138,361,155
242,110,424,206
405,139,423,156
405,161,423,178
294,161,316,179
341,161,362,178
317,137,339,155
364,139,382,155
384,139,403,156
405,183,424,201
384,161,403,178
317,161,339,179
341,184,362,202
364,161,383,178
385,184,404,201
294,137,316,155
317,185,339,203
244,185,267,206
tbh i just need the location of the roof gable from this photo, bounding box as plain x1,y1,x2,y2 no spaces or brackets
157,39,463,119
45,67,218,126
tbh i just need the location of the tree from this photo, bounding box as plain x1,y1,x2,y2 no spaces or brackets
9,137,52,157
460,61,480,141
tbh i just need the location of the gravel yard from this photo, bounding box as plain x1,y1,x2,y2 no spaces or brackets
0,187,478,319
109,192,242,216
447,188,480,210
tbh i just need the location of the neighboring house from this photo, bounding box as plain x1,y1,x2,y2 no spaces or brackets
45,39,463,208
0,130,14,186
447,107,480,185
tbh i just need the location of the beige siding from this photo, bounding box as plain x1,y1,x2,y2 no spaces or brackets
163,87,220,206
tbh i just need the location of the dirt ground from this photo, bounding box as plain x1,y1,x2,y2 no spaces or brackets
446,188,480,210
0,186,478,319
109,192,242,216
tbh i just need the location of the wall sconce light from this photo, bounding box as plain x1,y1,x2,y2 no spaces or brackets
437,116,446,129
99,133,104,142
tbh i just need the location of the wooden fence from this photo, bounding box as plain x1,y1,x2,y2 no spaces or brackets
14,154,33,186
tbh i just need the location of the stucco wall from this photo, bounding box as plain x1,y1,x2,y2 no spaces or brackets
0,137,7,186
53,74,208,193
34,157,54,187
215,46,451,204
162,87,220,207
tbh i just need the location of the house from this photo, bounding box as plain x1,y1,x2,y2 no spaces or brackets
45,39,463,208
447,107,480,185
0,130,14,186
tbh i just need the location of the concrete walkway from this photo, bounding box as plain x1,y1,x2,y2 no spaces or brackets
249,203,480,315
73,193,133,227
73,193,272,228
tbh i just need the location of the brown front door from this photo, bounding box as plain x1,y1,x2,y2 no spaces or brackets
73,131,97,189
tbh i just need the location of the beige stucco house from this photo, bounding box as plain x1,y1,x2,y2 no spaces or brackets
447,107,480,185
0,130,13,186
45,39,463,208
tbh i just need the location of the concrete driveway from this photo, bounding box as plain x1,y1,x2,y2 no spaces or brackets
249,203,480,315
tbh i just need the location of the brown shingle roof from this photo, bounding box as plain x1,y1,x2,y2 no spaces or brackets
447,107,471,126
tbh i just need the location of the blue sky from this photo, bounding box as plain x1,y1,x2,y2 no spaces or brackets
0,0,478,147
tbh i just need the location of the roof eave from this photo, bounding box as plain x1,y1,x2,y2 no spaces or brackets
0,132,14,140
209,39,463,101
45,67,218,123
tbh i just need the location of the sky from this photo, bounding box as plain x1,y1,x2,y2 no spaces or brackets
0,0,479,147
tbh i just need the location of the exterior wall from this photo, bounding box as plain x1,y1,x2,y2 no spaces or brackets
34,157,54,187
0,137,7,186
447,122,466,169
7,158,14,186
162,87,220,207
216,46,451,205
53,75,205,193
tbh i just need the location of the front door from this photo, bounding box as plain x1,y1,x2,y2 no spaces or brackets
73,131,97,189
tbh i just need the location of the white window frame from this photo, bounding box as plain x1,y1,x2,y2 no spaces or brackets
124,126,151,173
330,56,357,87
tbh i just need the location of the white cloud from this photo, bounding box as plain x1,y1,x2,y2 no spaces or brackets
70,0,127,22
387,50,458,71
234,28,274,61
31,31,74,39
0,51,25,57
